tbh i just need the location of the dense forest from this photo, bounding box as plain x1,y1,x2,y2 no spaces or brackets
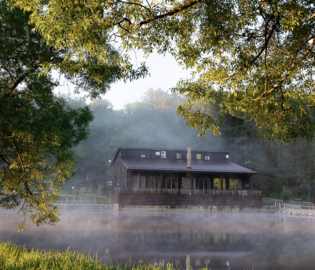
66,89,315,202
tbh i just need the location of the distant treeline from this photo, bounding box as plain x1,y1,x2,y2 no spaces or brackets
66,89,315,202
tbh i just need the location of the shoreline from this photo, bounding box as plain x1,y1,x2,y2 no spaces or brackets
55,203,277,213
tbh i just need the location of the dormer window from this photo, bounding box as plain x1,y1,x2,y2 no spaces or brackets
176,153,181,159
196,154,201,160
205,156,210,160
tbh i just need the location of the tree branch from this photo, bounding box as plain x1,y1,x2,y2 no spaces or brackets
308,13,315,21
221,14,278,83
250,34,315,102
129,0,202,28
10,62,42,92
0,155,10,165
271,46,291,54
116,0,154,15
8,137,35,200
152,0,173,10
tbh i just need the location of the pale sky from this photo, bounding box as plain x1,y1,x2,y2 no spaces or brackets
54,51,191,110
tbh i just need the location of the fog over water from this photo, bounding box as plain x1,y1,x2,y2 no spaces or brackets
1,209,315,269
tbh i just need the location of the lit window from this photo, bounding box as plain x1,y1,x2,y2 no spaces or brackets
226,154,229,159
176,153,181,159
156,152,160,156
196,154,201,159
229,179,238,190
141,154,145,158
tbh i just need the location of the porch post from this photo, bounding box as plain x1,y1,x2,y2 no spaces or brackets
220,174,224,190
226,176,230,190
249,175,252,189
161,173,164,189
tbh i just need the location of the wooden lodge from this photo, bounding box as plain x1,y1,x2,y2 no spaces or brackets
111,147,262,208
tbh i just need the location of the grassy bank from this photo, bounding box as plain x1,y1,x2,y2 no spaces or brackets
0,242,184,270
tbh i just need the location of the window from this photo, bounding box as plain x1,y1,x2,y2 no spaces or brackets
197,178,210,193
165,177,178,189
141,154,145,158
205,156,210,160
161,151,166,158
196,154,201,159
176,153,181,159
226,154,229,159
229,179,239,190
155,152,160,156
131,175,145,189
213,232,220,244
148,176,161,189
214,178,226,190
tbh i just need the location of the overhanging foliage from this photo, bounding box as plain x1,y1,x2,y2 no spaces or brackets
8,0,315,142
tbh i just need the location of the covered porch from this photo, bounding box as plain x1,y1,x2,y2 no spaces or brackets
118,170,258,196
123,188,261,196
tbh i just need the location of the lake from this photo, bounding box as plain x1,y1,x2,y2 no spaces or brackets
1,209,315,270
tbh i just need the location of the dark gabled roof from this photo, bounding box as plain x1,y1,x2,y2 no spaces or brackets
115,147,229,153
119,158,256,174
112,147,229,165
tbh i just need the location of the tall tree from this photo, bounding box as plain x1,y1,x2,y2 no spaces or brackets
9,0,315,142
0,0,136,230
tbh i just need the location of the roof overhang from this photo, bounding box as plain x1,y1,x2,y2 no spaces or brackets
119,158,256,174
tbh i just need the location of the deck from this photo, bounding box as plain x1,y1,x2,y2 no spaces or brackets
114,188,263,208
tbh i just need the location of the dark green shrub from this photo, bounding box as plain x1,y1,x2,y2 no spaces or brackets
281,187,292,203
67,189,80,196
97,186,104,195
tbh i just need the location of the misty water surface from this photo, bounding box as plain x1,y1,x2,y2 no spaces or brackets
1,209,315,270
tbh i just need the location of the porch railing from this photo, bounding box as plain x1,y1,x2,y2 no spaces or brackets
125,188,261,196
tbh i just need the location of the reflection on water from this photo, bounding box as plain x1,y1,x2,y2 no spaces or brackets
1,210,315,269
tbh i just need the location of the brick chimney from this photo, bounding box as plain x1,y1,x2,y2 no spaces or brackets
187,146,191,169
